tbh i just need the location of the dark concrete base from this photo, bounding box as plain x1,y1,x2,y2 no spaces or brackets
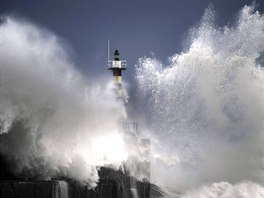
0,167,164,198
0,180,66,198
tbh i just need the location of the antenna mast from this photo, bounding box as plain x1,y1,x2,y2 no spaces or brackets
108,40,110,62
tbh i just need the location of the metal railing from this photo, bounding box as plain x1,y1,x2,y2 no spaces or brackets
122,122,139,135
108,60,127,69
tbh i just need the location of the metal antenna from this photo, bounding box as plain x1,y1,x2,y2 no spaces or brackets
108,40,110,61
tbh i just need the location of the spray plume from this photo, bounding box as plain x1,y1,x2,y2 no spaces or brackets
0,16,127,187
136,4,264,195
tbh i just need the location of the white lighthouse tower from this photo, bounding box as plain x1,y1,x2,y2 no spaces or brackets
108,49,127,100
107,46,151,194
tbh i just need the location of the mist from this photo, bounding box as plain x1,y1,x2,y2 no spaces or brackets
0,16,127,187
135,4,264,194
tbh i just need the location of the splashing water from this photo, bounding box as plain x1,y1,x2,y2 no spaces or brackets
136,4,264,193
180,181,264,198
91,133,128,166
0,3,264,197
0,16,127,187
54,181,69,198
131,188,139,198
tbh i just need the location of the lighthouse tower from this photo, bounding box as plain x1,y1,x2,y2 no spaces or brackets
108,49,127,100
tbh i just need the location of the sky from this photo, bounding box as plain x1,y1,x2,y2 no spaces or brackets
1,0,263,81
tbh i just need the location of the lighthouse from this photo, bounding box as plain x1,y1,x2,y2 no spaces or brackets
108,49,127,100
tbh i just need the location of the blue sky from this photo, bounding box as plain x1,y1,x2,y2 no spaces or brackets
1,1,263,75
